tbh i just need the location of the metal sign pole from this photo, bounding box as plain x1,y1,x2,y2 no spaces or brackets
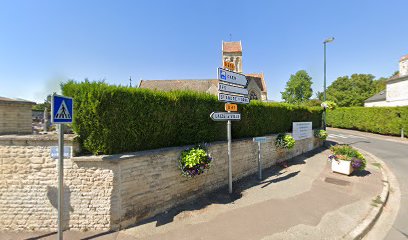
58,124,64,240
258,142,262,180
227,117,232,194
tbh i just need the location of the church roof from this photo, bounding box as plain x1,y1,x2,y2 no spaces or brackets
139,79,219,93
246,73,267,92
222,41,242,53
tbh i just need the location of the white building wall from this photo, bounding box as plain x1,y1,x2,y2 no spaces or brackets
386,78,408,105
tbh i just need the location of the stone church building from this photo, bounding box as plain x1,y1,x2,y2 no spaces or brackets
365,54,408,107
139,41,267,101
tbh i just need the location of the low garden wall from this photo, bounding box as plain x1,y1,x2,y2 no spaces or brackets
0,133,322,231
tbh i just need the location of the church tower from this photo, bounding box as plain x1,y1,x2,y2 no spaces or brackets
222,41,242,73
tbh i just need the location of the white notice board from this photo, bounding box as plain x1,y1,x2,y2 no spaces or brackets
292,122,312,140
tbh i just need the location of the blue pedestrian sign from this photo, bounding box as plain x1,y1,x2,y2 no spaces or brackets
51,94,74,124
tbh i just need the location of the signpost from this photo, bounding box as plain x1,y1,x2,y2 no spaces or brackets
51,94,73,240
218,83,248,95
217,67,247,86
224,103,237,112
218,93,249,104
211,67,249,194
253,137,272,180
223,61,235,71
210,112,241,121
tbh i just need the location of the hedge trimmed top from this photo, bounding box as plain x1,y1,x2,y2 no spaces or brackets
62,80,322,154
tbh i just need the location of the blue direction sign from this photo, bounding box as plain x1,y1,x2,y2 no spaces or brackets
51,94,73,124
217,68,247,86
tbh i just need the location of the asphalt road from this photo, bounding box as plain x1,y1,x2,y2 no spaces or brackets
328,128,408,240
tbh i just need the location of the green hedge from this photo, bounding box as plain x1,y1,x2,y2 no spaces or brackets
327,107,408,136
62,80,323,154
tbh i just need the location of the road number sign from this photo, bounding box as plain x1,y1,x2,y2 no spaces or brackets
217,68,247,86
223,61,235,71
225,103,238,112
218,93,249,104
210,112,241,121
218,83,248,95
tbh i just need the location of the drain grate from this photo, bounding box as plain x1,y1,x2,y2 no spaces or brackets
324,177,351,186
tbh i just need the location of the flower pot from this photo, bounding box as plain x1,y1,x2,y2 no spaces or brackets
331,159,353,175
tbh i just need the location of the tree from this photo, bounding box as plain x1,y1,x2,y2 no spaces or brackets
320,72,395,107
281,70,313,104
32,95,51,111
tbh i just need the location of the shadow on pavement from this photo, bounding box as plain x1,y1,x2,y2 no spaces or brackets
352,170,371,177
75,147,327,239
26,231,57,240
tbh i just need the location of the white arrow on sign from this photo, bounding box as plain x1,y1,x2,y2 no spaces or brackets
217,68,247,86
218,93,250,104
218,83,248,95
210,112,241,121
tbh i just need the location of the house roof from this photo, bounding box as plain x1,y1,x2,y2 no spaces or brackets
246,73,267,92
0,96,35,105
365,90,386,103
222,41,242,53
139,79,219,92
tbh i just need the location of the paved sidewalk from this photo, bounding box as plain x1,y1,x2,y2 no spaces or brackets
1,147,386,240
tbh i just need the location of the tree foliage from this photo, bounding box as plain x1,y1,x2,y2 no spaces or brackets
321,74,387,107
281,70,313,104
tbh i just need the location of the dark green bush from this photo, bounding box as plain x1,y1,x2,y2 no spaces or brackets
62,80,322,154
327,107,408,136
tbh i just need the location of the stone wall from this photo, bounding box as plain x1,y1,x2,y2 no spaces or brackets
0,103,33,134
0,134,322,231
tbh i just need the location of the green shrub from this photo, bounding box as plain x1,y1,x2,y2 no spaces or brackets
62,80,322,154
314,129,328,140
327,107,408,136
275,134,296,149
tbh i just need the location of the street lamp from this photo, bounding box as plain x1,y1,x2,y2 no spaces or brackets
323,37,334,130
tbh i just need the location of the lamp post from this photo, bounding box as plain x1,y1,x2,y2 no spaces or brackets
323,37,334,130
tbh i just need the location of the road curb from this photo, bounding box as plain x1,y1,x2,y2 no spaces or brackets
344,147,390,240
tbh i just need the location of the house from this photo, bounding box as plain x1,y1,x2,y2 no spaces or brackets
0,96,35,134
139,41,268,101
365,54,408,107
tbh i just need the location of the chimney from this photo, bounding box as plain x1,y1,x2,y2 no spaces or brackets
400,54,408,76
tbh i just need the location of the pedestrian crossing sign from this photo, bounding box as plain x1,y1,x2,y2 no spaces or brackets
51,94,74,124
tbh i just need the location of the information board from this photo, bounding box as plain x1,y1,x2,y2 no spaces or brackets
292,122,313,140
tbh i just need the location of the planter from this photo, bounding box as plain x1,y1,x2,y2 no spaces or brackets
331,159,353,175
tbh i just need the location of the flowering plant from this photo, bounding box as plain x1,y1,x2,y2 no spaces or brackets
329,145,366,170
314,129,328,140
275,134,296,149
179,144,212,177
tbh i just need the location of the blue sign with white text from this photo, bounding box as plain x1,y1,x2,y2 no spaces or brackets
52,95,73,124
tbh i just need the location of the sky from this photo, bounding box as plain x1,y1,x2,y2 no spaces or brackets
1,0,407,103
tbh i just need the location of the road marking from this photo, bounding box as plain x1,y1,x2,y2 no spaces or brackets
329,134,348,139
328,133,367,139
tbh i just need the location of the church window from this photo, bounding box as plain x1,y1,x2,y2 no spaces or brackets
249,90,258,100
